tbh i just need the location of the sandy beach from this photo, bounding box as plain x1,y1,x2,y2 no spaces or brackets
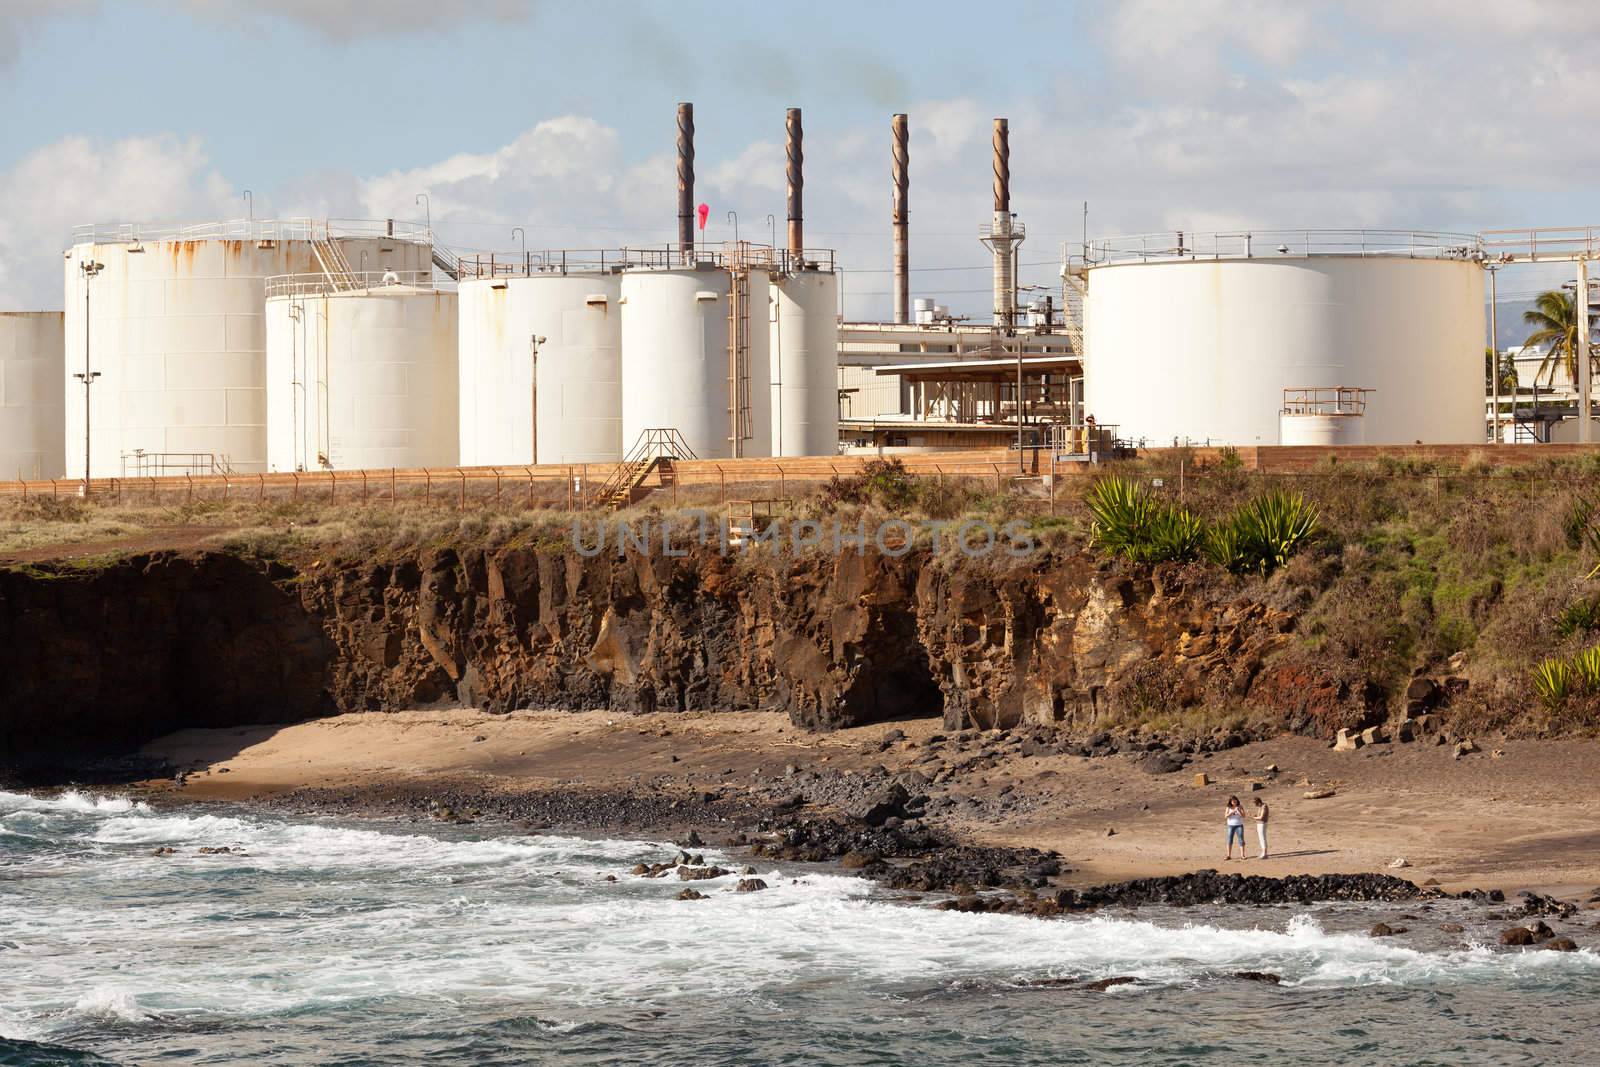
137,708,1600,899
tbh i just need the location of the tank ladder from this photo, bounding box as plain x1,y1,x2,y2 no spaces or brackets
727,267,753,456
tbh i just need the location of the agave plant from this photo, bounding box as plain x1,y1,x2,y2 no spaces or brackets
1085,475,1206,563
1203,521,1250,572
1142,505,1206,563
1231,490,1321,574
1572,646,1600,693
1533,658,1575,710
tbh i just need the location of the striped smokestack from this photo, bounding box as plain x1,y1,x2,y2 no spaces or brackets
786,107,803,256
992,117,1009,213
677,102,695,264
891,113,909,324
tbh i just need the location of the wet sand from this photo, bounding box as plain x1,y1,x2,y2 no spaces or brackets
140,709,1600,899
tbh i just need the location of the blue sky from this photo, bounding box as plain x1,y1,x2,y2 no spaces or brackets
2,1,1596,312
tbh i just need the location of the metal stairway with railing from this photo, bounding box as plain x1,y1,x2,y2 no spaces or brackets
589,428,699,510
310,221,360,291
431,243,460,281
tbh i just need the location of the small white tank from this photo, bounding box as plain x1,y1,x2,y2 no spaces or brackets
457,272,624,466
265,282,458,471
769,269,839,456
619,266,771,460
1279,413,1367,445
0,311,65,480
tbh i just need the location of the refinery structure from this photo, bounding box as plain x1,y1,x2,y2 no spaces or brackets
6,103,1600,487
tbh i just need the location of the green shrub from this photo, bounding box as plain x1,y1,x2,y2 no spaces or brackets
1203,521,1249,572
1534,658,1576,709
1564,495,1595,550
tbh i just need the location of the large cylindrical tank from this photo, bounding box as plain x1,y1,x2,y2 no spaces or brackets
63,222,434,477
458,273,624,466
769,269,839,457
1083,256,1484,445
620,266,771,460
265,283,458,471
0,311,66,480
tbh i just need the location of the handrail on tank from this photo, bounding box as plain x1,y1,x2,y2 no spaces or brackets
264,270,451,298
454,244,837,280
1281,386,1373,417
69,217,435,246
1478,226,1600,263
1073,229,1483,265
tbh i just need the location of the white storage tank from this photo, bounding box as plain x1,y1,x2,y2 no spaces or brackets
619,265,771,460
769,268,839,456
458,272,623,466
265,279,458,471
1082,237,1484,445
0,311,66,480
63,220,434,477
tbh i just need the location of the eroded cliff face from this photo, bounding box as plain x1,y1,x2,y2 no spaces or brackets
0,543,1370,759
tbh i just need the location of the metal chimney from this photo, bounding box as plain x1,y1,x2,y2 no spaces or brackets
786,108,803,257
980,117,1024,329
677,102,695,265
891,113,909,323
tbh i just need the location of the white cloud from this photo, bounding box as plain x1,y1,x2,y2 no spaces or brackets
0,0,96,67
0,134,235,308
171,0,537,40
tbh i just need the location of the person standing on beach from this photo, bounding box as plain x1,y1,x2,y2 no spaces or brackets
1253,798,1269,859
1225,796,1246,860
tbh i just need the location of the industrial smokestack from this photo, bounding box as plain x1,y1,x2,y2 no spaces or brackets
992,117,1009,213
786,108,803,257
982,116,1023,328
891,113,909,324
677,102,695,264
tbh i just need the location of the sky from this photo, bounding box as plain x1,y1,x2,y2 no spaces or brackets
1,0,1596,316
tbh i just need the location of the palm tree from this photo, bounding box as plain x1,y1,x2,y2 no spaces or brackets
1522,288,1597,389
1484,346,1518,394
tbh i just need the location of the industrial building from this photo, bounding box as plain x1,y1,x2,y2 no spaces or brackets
30,106,1600,487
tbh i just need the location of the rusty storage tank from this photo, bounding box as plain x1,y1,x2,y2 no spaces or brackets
63,219,434,477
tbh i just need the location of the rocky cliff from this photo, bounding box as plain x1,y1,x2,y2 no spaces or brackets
0,542,1377,760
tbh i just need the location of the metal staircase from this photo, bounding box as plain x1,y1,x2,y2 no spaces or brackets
310,221,360,291
1061,270,1087,357
431,243,460,281
589,428,698,510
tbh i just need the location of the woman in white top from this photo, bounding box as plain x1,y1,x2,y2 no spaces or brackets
1225,796,1246,860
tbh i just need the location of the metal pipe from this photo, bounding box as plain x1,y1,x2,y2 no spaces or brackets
891,113,909,324
677,102,695,265
1581,257,1592,443
785,107,803,257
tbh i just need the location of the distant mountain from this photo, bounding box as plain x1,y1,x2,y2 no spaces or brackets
1489,298,1539,351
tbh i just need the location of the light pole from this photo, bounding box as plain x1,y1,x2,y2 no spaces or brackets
415,193,431,233
1486,260,1500,444
512,226,525,258
243,189,253,220
75,260,104,490
727,210,739,246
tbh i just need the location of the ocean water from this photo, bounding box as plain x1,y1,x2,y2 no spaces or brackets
2,790,1598,1066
